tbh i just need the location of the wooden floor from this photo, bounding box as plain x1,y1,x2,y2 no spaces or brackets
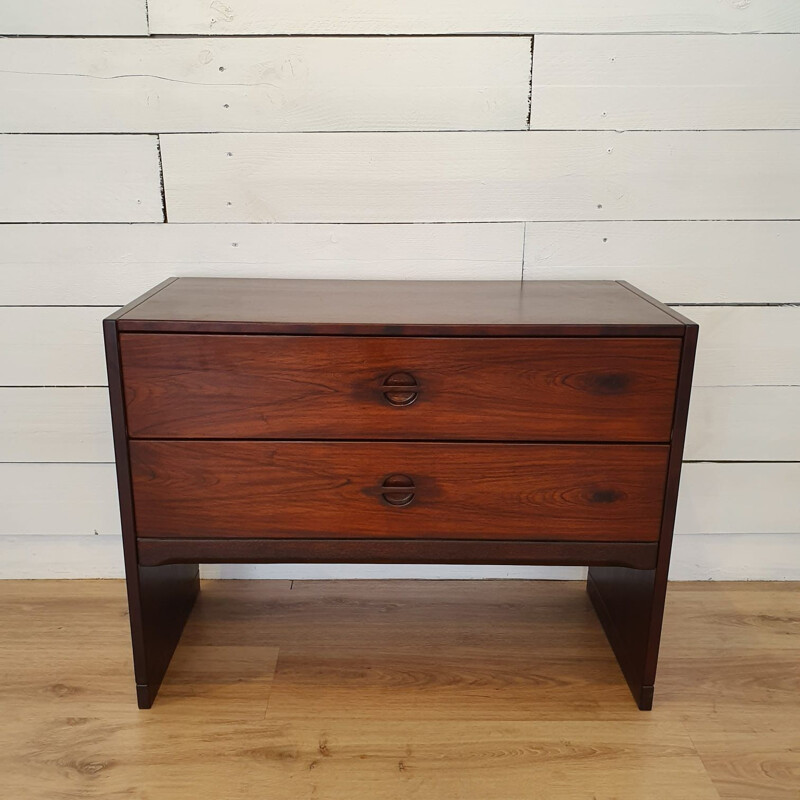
1,580,798,799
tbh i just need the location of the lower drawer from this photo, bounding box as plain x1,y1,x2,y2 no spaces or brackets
130,441,668,542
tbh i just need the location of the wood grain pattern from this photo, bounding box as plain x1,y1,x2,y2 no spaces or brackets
587,320,696,709
3,463,797,543
3,0,798,609
685,724,800,800
107,313,201,708
0,135,162,222
148,0,800,34
109,278,692,707
138,538,658,570
0,37,529,133
159,131,800,223
130,441,669,542
0,223,524,304
523,220,800,304
28,386,800,462
1,579,796,799
115,277,681,334
121,334,680,441
12,304,797,389
532,34,800,130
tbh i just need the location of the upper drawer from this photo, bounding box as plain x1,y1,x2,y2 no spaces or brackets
120,334,681,442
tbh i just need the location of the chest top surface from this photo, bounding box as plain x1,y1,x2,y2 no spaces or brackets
111,278,690,336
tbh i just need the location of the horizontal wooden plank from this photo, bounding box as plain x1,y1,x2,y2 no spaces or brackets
0,533,586,579
523,221,800,303
532,35,800,130
160,131,800,223
670,534,800,581
115,278,681,335
0,37,530,133
0,135,162,222
1,461,795,538
687,306,800,387
676,463,800,536
5,305,796,388
1,531,798,580
200,562,583,581
0,388,113,462
0,535,125,578
3,384,793,465
685,387,800,462
0,223,524,304
0,464,120,535
148,1,800,34
0,307,113,386
1,0,147,35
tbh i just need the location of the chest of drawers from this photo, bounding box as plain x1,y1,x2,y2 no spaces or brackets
104,278,697,710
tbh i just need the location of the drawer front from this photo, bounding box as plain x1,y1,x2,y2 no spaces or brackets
121,335,680,442
131,441,669,542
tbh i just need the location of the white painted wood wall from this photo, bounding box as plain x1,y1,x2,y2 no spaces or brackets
1,1,799,580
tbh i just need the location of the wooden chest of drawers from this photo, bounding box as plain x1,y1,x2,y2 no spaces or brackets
104,278,697,710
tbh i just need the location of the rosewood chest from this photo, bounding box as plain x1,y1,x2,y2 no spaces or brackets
104,278,697,710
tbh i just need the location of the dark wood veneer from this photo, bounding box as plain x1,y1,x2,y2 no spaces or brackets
587,322,699,710
104,314,199,709
105,278,696,710
130,441,669,542
121,334,680,442
114,278,683,337
138,539,658,571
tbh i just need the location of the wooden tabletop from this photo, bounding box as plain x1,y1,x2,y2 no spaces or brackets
111,278,691,336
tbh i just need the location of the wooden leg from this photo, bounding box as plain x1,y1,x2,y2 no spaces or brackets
126,562,200,709
587,565,666,711
106,317,200,708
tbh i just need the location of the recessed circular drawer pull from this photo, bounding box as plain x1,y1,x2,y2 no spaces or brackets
379,474,416,507
381,372,420,407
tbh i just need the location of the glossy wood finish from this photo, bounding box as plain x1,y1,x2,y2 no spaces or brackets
130,441,669,542
115,278,684,337
104,310,199,708
105,278,696,709
588,323,699,710
121,334,681,441
2,580,797,800
138,538,658,569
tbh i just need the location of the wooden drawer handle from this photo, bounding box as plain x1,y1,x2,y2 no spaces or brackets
381,372,420,407
379,474,416,507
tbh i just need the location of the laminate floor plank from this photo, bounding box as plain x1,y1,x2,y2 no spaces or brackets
0,579,797,799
